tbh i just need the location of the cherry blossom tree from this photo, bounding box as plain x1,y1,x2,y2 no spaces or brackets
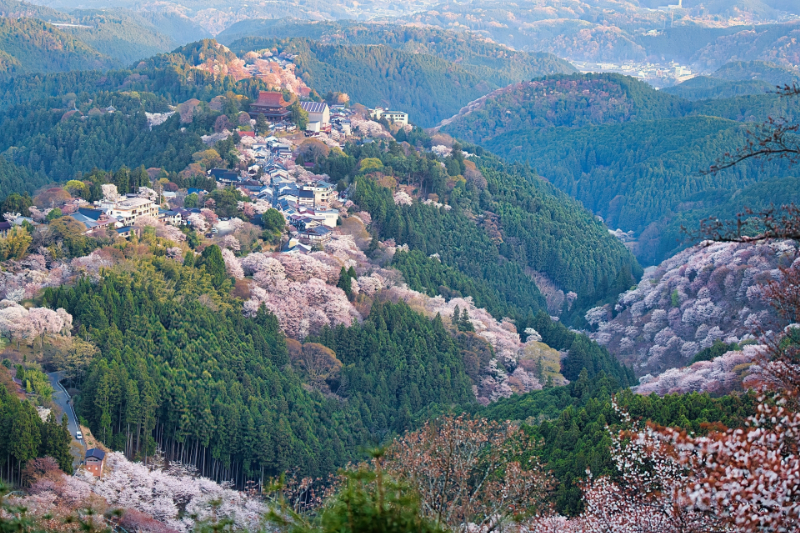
220,235,241,251
186,213,208,233
385,415,552,532
101,183,119,202
221,248,244,280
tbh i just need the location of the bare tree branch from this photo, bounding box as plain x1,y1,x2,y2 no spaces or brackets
685,204,800,245
703,84,800,175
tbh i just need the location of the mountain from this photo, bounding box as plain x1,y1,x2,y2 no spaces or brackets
0,17,113,75
664,60,800,100
57,9,210,66
0,0,211,68
225,31,575,127
662,76,775,100
395,1,800,67
440,73,800,265
220,19,576,85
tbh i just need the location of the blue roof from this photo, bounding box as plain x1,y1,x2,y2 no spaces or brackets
78,207,104,221
187,188,206,195
86,448,105,460
210,168,240,181
116,226,133,234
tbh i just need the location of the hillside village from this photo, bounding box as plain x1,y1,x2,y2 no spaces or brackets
3,87,411,254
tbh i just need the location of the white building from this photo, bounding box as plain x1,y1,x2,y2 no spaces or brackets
300,102,331,126
106,197,159,226
370,107,409,126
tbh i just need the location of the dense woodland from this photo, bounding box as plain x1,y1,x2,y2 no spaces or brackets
321,141,641,322
0,17,111,75
222,22,575,88
39,254,483,484
442,73,800,264
0,366,73,484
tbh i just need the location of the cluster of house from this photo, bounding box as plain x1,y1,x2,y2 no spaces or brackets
205,161,341,250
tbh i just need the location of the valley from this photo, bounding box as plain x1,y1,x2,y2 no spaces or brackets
0,0,798,531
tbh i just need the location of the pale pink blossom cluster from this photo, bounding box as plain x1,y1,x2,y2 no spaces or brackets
186,213,208,233
0,300,71,345
221,248,244,280
350,118,392,139
49,452,267,532
245,277,359,338
585,241,790,378
166,247,183,261
71,250,115,279
241,251,359,338
393,190,413,206
634,344,762,396
324,234,369,268
0,257,70,300
219,234,241,251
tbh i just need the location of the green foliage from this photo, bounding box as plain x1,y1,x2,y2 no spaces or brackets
336,266,357,300
197,245,227,288
208,187,246,218
691,340,741,364
41,256,478,481
0,367,73,484
272,455,443,533
61,9,177,66
311,301,475,433
290,100,308,130
656,175,800,262
353,174,547,322
0,160,48,209
480,371,756,515
526,311,635,386
439,72,800,265
340,145,640,321
183,192,199,208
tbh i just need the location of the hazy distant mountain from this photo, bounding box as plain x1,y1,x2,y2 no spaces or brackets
0,16,113,75
663,60,800,99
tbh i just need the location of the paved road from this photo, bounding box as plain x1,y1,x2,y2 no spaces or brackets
47,371,82,444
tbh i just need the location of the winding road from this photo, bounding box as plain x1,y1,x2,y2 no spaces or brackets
47,371,84,465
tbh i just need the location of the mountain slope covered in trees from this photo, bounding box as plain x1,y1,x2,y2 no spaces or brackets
221,21,576,86
0,17,113,75
440,73,800,264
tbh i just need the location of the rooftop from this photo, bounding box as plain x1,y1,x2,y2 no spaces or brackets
86,448,106,460
254,91,289,108
300,101,329,114
116,198,152,209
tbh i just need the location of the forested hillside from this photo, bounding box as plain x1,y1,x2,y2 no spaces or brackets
221,21,576,87
441,73,800,264
317,141,641,323
0,17,113,75
59,10,182,65
0,41,274,181
42,257,476,481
